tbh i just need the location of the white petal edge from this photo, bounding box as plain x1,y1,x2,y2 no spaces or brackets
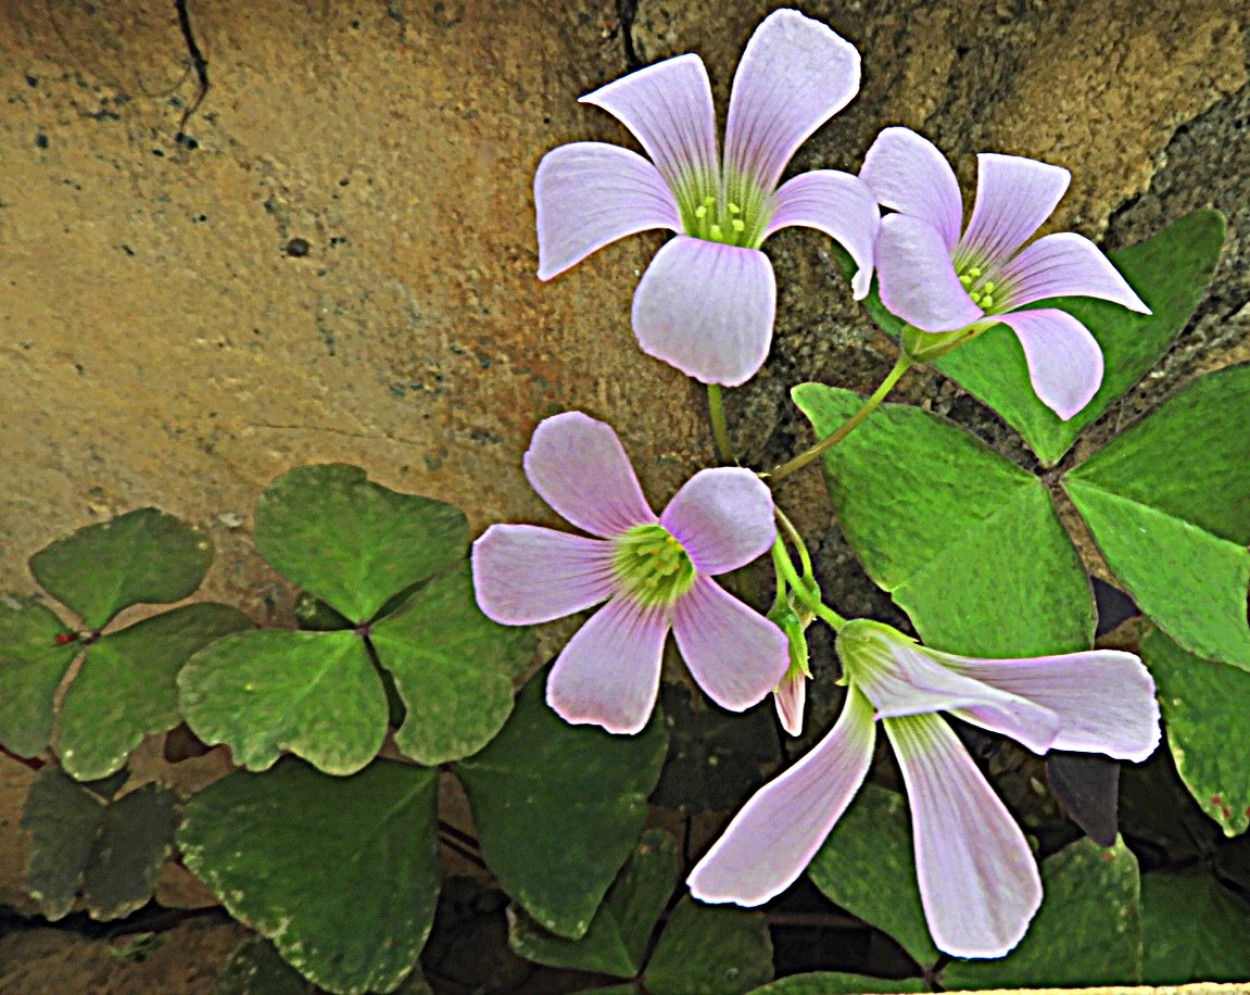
961,153,1070,269
995,308,1104,421
860,126,963,251
998,232,1151,313
876,214,984,332
660,467,776,575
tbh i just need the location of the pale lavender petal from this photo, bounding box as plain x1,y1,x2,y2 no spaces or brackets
523,411,657,538
997,232,1151,313
633,236,776,386
672,576,789,711
471,525,617,625
763,170,880,299
860,126,962,250
773,669,806,737
546,596,670,735
535,142,682,280
941,649,1160,762
886,714,1042,959
961,153,1070,268
688,687,876,903
660,467,775,575
580,53,718,196
723,10,861,193
995,308,1104,420
876,215,984,332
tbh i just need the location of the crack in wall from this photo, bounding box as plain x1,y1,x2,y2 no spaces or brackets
173,0,209,141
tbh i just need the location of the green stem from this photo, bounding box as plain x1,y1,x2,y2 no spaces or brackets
706,384,735,466
774,506,813,583
766,354,913,484
771,537,847,632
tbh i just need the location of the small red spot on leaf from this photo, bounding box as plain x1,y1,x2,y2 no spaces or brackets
54,633,78,645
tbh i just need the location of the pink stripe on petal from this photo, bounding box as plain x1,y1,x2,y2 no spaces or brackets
860,126,963,250
580,53,718,196
997,232,1151,313
876,215,984,332
672,576,789,711
764,170,880,299
633,236,776,386
724,10,861,194
961,153,1070,268
942,649,1160,762
471,524,617,625
660,467,775,576
886,714,1042,959
995,309,1104,420
535,142,681,280
688,687,876,904
546,596,670,735
524,411,657,538
773,669,807,737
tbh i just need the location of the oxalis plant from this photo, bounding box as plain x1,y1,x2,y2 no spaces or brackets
2,8,1247,994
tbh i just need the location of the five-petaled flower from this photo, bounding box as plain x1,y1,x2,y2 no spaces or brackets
472,411,790,735
535,9,881,387
688,619,1160,958
860,126,1151,420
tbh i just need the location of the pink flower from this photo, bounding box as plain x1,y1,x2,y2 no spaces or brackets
688,619,1159,958
535,9,881,387
860,127,1150,420
472,412,789,735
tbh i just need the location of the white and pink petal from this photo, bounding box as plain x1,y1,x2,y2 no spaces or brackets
876,214,984,332
860,126,963,250
660,467,775,576
995,308,1104,420
997,232,1150,313
773,667,807,737
961,153,1070,269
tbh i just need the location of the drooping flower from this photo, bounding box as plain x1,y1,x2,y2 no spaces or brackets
860,126,1151,420
535,9,881,387
688,619,1160,958
472,411,789,735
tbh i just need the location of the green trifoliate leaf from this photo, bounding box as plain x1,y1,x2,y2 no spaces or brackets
58,603,251,781
793,384,1093,656
178,629,387,775
1143,627,1250,835
370,564,531,766
643,897,773,995
255,464,468,623
509,829,680,978
1140,873,1250,983
746,975,926,994
28,508,214,630
179,758,439,995
455,669,667,939
0,596,78,757
941,836,1141,989
1064,364,1250,666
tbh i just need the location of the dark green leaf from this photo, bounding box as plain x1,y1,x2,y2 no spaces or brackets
218,936,319,995
746,974,926,994
255,465,468,623
643,897,773,995
22,764,105,920
29,508,214,629
1064,364,1250,666
941,836,1141,989
82,784,181,920
1141,873,1250,983
1143,627,1250,835
179,758,439,995
0,596,77,756
455,669,667,939
178,629,387,775
793,384,1093,656
58,604,251,781
371,564,531,766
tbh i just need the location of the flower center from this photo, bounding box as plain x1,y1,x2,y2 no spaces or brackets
955,259,1004,313
675,171,771,249
613,524,696,607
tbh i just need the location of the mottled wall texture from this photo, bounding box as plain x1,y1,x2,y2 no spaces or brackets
0,0,1246,623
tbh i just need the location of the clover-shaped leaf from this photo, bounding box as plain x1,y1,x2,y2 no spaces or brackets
644,897,773,995
0,596,79,757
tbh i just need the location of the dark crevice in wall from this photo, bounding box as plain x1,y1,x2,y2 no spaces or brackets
616,0,641,70
173,0,209,141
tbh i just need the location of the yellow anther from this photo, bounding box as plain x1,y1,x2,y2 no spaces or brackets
732,219,745,233
702,195,717,208
983,281,996,294
727,203,742,215
959,274,973,287
709,224,723,240
695,205,708,219
968,266,983,278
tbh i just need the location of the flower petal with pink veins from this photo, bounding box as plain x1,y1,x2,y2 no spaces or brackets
773,668,807,738
660,467,775,576
997,232,1151,313
860,126,963,251
546,596,670,735
886,713,1042,959
688,688,875,904
579,53,718,196
724,10,860,195
523,411,657,538
472,524,617,625
633,236,776,386
672,576,789,711
961,153,1070,269
535,142,681,281
995,308,1104,420
876,215,984,332
764,170,880,299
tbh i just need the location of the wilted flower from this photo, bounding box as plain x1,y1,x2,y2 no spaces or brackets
688,619,1160,958
860,126,1150,420
472,411,789,735
535,9,880,386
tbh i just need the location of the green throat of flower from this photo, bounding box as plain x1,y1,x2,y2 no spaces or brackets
676,173,770,249
955,259,1004,313
614,524,697,607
